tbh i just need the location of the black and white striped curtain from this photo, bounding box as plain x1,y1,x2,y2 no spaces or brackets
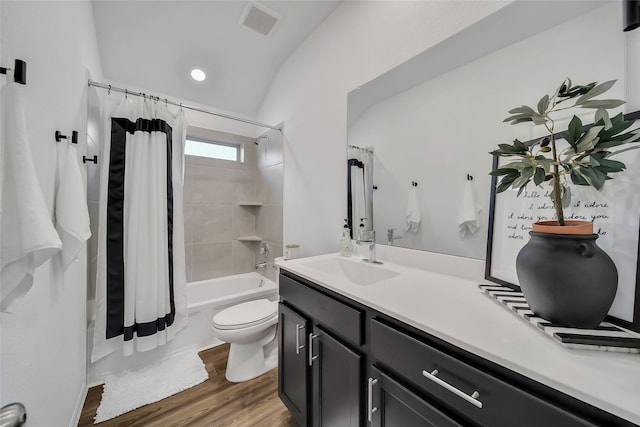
91,95,187,362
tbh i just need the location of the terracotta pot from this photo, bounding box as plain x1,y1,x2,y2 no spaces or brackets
532,220,593,235
516,230,618,329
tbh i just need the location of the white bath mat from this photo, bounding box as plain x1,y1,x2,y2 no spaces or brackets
94,350,209,423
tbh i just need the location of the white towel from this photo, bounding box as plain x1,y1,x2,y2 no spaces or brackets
54,142,91,270
1,83,62,313
458,181,482,237
405,187,421,233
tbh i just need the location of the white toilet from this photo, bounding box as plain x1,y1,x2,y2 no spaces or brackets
211,298,279,382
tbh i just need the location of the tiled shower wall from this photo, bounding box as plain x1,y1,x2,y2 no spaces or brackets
184,127,283,282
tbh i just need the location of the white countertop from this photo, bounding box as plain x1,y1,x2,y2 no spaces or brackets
277,251,640,425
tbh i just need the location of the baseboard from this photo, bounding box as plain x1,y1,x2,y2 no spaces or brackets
70,382,88,427
198,339,223,352
87,379,106,389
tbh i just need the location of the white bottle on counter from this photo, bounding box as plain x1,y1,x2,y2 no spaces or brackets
339,219,353,257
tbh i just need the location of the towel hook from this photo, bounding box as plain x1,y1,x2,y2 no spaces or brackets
55,130,78,144
467,174,473,181
0,59,26,85
411,181,418,187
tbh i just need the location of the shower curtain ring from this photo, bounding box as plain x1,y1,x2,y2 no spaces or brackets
165,98,168,107
108,84,111,95
125,89,128,99
180,103,183,111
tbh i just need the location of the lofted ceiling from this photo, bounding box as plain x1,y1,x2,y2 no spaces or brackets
92,0,342,117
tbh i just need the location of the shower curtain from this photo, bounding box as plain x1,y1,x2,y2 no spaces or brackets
91,94,188,362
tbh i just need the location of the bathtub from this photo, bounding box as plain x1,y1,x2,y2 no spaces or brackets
188,272,278,311
88,272,279,385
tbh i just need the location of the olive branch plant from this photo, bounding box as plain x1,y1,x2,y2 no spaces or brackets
490,78,640,226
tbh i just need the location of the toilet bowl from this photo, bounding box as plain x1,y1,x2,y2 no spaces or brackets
211,298,278,382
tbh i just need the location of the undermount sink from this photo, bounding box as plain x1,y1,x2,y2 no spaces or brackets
301,257,399,285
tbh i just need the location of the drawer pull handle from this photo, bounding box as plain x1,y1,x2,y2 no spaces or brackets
422,369,483,409
367,377,379,422
308,333,319,366
295,324,305,355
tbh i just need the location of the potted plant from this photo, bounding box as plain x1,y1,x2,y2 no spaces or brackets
490,78,640,328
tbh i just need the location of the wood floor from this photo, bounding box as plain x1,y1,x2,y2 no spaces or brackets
78,344,296,427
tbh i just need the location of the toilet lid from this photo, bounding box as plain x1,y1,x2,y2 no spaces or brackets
213,299,277,330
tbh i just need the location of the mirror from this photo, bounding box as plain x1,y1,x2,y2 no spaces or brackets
347,0,625,259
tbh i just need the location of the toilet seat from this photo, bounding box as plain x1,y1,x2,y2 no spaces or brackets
213,299,277,330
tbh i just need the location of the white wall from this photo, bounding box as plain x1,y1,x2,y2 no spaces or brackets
256,0,511,257
0,1,102,426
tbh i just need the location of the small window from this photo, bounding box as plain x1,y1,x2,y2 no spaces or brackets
185,138,241,162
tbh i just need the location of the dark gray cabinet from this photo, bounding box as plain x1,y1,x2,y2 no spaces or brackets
311,325,361,427
278,270,635,427
370,319,598,427
278,303,309,426
368,366,462,427
279,273,364,426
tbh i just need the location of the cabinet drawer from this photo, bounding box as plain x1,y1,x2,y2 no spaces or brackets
370,365,463,427
370,319,596,427
280,273,363,346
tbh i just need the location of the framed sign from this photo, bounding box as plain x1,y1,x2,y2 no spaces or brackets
485,111,640,332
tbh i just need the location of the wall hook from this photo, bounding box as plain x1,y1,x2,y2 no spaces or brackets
411,181,418,187
83,155,98,164
55,130,78,144
0,59,26,85
467,174,473,181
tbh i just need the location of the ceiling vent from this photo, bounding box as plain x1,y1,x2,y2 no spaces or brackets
239,2,280,36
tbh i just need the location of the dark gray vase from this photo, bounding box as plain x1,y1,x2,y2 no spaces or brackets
515,231,618,329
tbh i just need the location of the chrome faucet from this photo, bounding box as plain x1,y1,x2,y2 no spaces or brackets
387,228,403,245
356,230,383,264
255,242,270,269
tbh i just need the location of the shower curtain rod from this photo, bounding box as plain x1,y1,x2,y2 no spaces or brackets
348,144,373,152
87,80,283,131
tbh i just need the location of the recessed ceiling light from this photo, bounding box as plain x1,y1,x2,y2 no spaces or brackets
190,68,206,82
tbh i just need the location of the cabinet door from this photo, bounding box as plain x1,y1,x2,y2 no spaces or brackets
311,325,362,427
368,366,463,427
279,303,310,426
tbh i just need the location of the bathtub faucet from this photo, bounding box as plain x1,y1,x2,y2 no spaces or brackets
255,262,268,269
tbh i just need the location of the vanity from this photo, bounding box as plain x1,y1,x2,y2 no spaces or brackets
276,251,640,427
